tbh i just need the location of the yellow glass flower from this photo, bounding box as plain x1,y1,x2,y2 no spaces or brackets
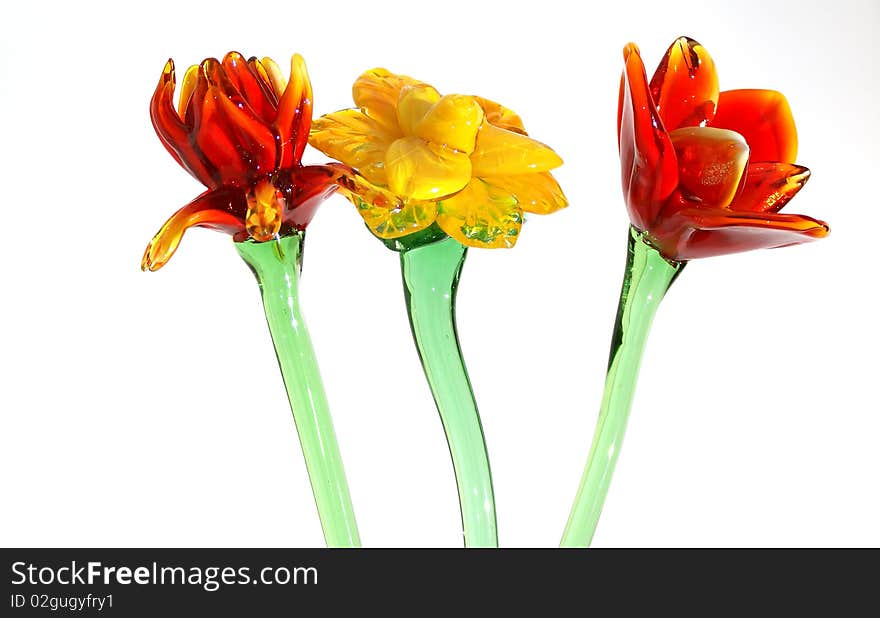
309,69,567,248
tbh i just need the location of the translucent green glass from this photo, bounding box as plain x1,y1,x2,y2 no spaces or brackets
236,233,360,548
400,237,498,547
562,226,684,547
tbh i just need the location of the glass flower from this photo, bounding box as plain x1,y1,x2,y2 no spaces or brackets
619,37,829,261
563,37,831,548
308,69,567,248
142,52,346,271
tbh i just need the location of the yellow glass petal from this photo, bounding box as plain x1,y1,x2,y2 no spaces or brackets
385,136,472,200
177,64,199,119
473,96,527,134
310,109,398,185
353,68,424,133
470,123,563,177
396,84,441,136
260,56,287,97
414,94,484,154
482,172,568,215
436,178,523,248
336,172,438,238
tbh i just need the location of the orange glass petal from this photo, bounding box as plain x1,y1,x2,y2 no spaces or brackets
275,54,313,168
649,37,719,130
668,127,749,209
245,179,284,241
657,207,828,260
711,89,798,163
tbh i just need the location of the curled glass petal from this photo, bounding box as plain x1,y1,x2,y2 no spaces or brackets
141,189,246,271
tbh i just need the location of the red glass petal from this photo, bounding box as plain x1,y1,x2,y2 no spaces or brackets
247,58,280,106
654,207,828,260
149,60,217,188
732,162,810,213
278,164,346,230
619,44,679,231
711,90,798,163
190,59,277,186
221,52,278,125
649,37,719,130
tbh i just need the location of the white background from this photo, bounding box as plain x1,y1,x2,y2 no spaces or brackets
1,0,876,547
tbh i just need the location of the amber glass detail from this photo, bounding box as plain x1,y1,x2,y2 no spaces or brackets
142,52,347,271
618,37,829,261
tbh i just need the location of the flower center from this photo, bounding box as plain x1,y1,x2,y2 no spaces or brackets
245,178,286,242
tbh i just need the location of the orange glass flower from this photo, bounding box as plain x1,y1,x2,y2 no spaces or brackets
619,37,829,261
142,52,346,271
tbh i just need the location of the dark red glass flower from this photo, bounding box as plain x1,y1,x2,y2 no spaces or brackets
618,37,829,261
142,52,346,271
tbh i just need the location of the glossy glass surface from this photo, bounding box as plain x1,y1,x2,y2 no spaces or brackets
309,68,567,249
142,52,346,271
562,227,684,547
618,37,829,261
236,233,360,548
401,238,497,547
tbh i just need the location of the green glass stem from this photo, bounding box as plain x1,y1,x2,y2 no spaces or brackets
561,226,685,547
236,232,360,548
400,237,498,547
